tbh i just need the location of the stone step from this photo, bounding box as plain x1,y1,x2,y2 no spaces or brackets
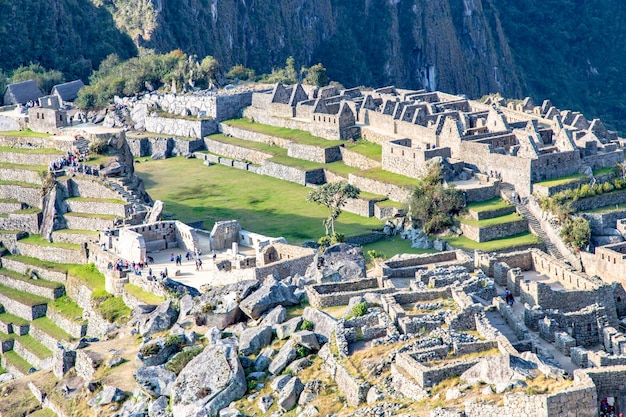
30,317,73,351
1,349,35,377
13,334,52,370
0,284,48,321
0,268,64,300
0,312,29,335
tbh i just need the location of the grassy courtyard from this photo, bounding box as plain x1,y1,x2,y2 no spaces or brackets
134,157,383,244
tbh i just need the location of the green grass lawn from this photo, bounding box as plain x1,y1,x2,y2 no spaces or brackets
49,295,84,321
223,118,340,148
0,179,40,188
584,203,626,214
3,350,33,374
32,317,73,342
361,235,437,257
344,139,382,161
19,234,81,250
0,283,48,306
0,312,29,327
134,157,383,244
0,145,59,154
66,197,127,204
459,212,524,227
16,334,52,359
0,331,14,342
533,173,587,187
205,133,285,155
593,167,616,176
324,161,360,177
0,162,47,172
4,256,104,292
376,199,404,208
0,129,51,138
442,232,542,251
64,211,117,220
54,229,99,235
12,208,41,215
0,267,63,289
356,168,418,188
124,284,165,305
28,409,57,417
466,197,512,213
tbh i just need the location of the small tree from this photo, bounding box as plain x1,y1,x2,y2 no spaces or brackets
304,63,329,87
560,217,591,249
307,181,360,236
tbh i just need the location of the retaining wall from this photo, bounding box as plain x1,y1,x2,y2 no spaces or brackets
1,257,67,284
348,173,412,203
16,242,86,265
340,148,380,170
203,138,272,164
0,184,41,208
0,272,64,299
65,199,128,217
319,344,370,406
460,218,528,242
0,291,47,320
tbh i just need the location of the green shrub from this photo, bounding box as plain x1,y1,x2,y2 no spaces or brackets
141,343,160,357
247,379,257,391
560,217,591,249
296,345,311,358
165,347,202,374
98,296,131,324
300,320,314,331
349,302,368,318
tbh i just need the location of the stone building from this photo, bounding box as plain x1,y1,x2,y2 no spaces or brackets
3,79,44,105
51,80,85,105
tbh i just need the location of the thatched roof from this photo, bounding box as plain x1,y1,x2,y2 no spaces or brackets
4,80,44,105
51,79,85,102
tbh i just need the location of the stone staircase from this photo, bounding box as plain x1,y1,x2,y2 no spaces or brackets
102,177,149,221
500,183,566,262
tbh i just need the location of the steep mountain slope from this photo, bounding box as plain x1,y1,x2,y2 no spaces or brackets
0,0,136,80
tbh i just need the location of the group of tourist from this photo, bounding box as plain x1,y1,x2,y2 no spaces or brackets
48,148,96,176
107,258,149,276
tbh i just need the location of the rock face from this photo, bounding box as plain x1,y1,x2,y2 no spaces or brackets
268,340,297,375
276,317,303,340
260,305,287,327
238,325,273,355
278,376,305,411
306,243,367,283
239,283,299,320
135,366,177,397
132,300,178,337
292,330,321,351
302,307,337,342
171,343,247,417
192,280,259,329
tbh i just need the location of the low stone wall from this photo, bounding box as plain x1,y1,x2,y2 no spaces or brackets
251,253,316,281
0,272,64,299
0,184,42,208
461,181,499,203
324,169,349,183
65,275,92,312
1,355,26,377
259,161,325,185
51,230,99,245
203,138,272,164
319,344,370,406
1,257,67,284
395,352,477,388
348,173,412,203
0,212,41,234
47,308,87,339
65,199,128,217
532,178,588,198
374,203,403,220
64,214,114,231
343,197,383,218
390,363,428,400
582,209,626,234
340,148,380,170
0,168,44,185
75,349,101,382
468,205,515,221
571,189,626,212
0,151,62,166
0,291,47,320
65,177,121,200
219,123,291,148
29,324,60,351
460,218,528,242
306,278,388,308
145,116,217,138
288,143,342,164
16,242,87,264
453,340,498,355
381,251,473,278
0,200,23,213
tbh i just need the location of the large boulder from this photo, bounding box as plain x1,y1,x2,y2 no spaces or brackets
461,354,537,386
149,396,169,417
305,243,366,283
292,330,320,351
276,317,302,340
269,340,297,375
254,347,274,372
302,307,337,343
171,343,246,417
278,376,305,411
192,280,259,330
260,305,287,327
239,283,299,320
135,365,177,397
88,385,126,407
238,326,273,356
132,300,178,338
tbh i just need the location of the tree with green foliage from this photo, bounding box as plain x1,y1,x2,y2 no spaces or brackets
304,63,329,87
408,163,464,234
260,56,299,84
226,65,255,81
307,181,360,237
10,64,64,94
560,217,591,250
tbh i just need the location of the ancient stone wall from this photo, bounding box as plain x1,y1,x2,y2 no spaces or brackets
395,352,477,388
250,252,315,281
0,257,66,283
382,251,472,277
583,209,626,234
0,272,64,299
343,197,380,218
64,215,113,231
287,143,342,164
259,161,325,185
339,148,380,170
460,218,528,242
0,184,41,208
0,291,47,320
0,151,62,166
319,344,370,406
127,136,206,158
461,181,500,203
468,205,515,221
13,338,45,369
347,173,411,203
145,116,217,138
453,340,498,355
65,199,128,217
62,177,121,200
203,137,272,164
532,178,588,198
219,123,291,148
0,168,44,185
0,212,41,234
571,189,626,212
47,308,87,339
15,242,86,264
